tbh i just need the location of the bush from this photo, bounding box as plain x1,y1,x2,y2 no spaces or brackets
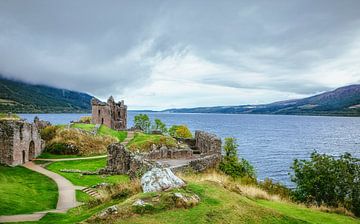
291,152,360,216
219,137,256,179
168,125,193,138
45,142,79,155
134,114,151,133
79,116,92,123
40,126,59,142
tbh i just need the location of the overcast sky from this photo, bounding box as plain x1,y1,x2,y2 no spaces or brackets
0,0,360,110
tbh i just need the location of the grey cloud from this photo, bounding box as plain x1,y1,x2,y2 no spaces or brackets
0,0,360,106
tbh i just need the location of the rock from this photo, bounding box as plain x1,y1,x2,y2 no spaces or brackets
98,205,118,218
132,199,146,206
173,192,200,208
141,167,186,193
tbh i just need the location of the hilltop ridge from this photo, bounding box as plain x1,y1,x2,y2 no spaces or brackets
0,76,93,113
164,85,360,116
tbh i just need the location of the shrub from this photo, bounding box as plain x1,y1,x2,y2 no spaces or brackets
134,114,151,133
291,152,360,216
152,118,167,134
45,142,79,155
79,116,92,123
40,126,59,142
169,125,193,138
219,137,256,179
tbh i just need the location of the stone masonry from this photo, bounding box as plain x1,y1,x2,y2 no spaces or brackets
91,96,127,130
195,131,222,155
0,119,44,166
102,131,222,177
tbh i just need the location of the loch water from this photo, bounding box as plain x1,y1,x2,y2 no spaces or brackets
20,112,360,187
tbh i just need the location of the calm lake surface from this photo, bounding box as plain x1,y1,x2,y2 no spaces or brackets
20,112,360,187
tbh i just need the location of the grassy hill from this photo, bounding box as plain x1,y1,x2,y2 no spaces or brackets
0,76,93,113
164,85,360,116
14,169,359,224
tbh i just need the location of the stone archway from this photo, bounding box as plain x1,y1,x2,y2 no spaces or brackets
29,141,35,161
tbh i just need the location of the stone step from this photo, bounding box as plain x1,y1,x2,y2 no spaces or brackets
82,188,101,198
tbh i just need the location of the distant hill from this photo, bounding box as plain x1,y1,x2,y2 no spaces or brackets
0,76,93,113
163,85,360,116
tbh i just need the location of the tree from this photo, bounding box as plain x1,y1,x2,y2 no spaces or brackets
134,114,151,133
291,152,360,216
219,137,256,179
152,119,167,134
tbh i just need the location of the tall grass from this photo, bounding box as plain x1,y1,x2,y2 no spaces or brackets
49,128,117,156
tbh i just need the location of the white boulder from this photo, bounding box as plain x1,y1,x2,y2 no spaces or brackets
141,167,186,193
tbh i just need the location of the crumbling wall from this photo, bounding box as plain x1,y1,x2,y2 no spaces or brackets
100,143,153,178
171,154,221,173
146,146,193,160
91,97,127,130
0,120,44,166
195,131,221,155
0,121,15,165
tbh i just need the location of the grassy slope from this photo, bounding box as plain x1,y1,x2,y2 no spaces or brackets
114,181,360,224
70,123,127,142
71,123,95,132
76,190,92,203
98,125,127,142
127,133,177,152
257,200,359,224
45,158,129,187
0,165,58,215
11,175,360,224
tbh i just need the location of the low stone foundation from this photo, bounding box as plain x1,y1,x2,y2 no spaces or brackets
146,147,193,160
171,154,221,173
101,131,222,178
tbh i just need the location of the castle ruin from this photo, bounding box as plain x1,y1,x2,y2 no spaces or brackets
0,119,44,166
91,96,127,130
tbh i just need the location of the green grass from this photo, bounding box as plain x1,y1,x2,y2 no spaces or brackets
114,182,360,224
10,174,360,224
76,190,92,203
0,165,58,215
37,152,85,159
71,123,95,132
45,158,129,187
127,133,178,152
257,200,360,224
97,125,127,142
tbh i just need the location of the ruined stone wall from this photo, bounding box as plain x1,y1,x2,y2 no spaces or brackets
100,143,153,178
91,97,127,130
0,120,44,166
0,121,14,165
146,148,193,160
195,131,221,155
172,154,221,173
91,104,112,128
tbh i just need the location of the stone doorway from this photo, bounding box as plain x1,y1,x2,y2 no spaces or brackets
29,141,35,161
22,150,26,164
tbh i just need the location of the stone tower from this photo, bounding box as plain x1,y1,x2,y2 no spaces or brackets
91,96,127,130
